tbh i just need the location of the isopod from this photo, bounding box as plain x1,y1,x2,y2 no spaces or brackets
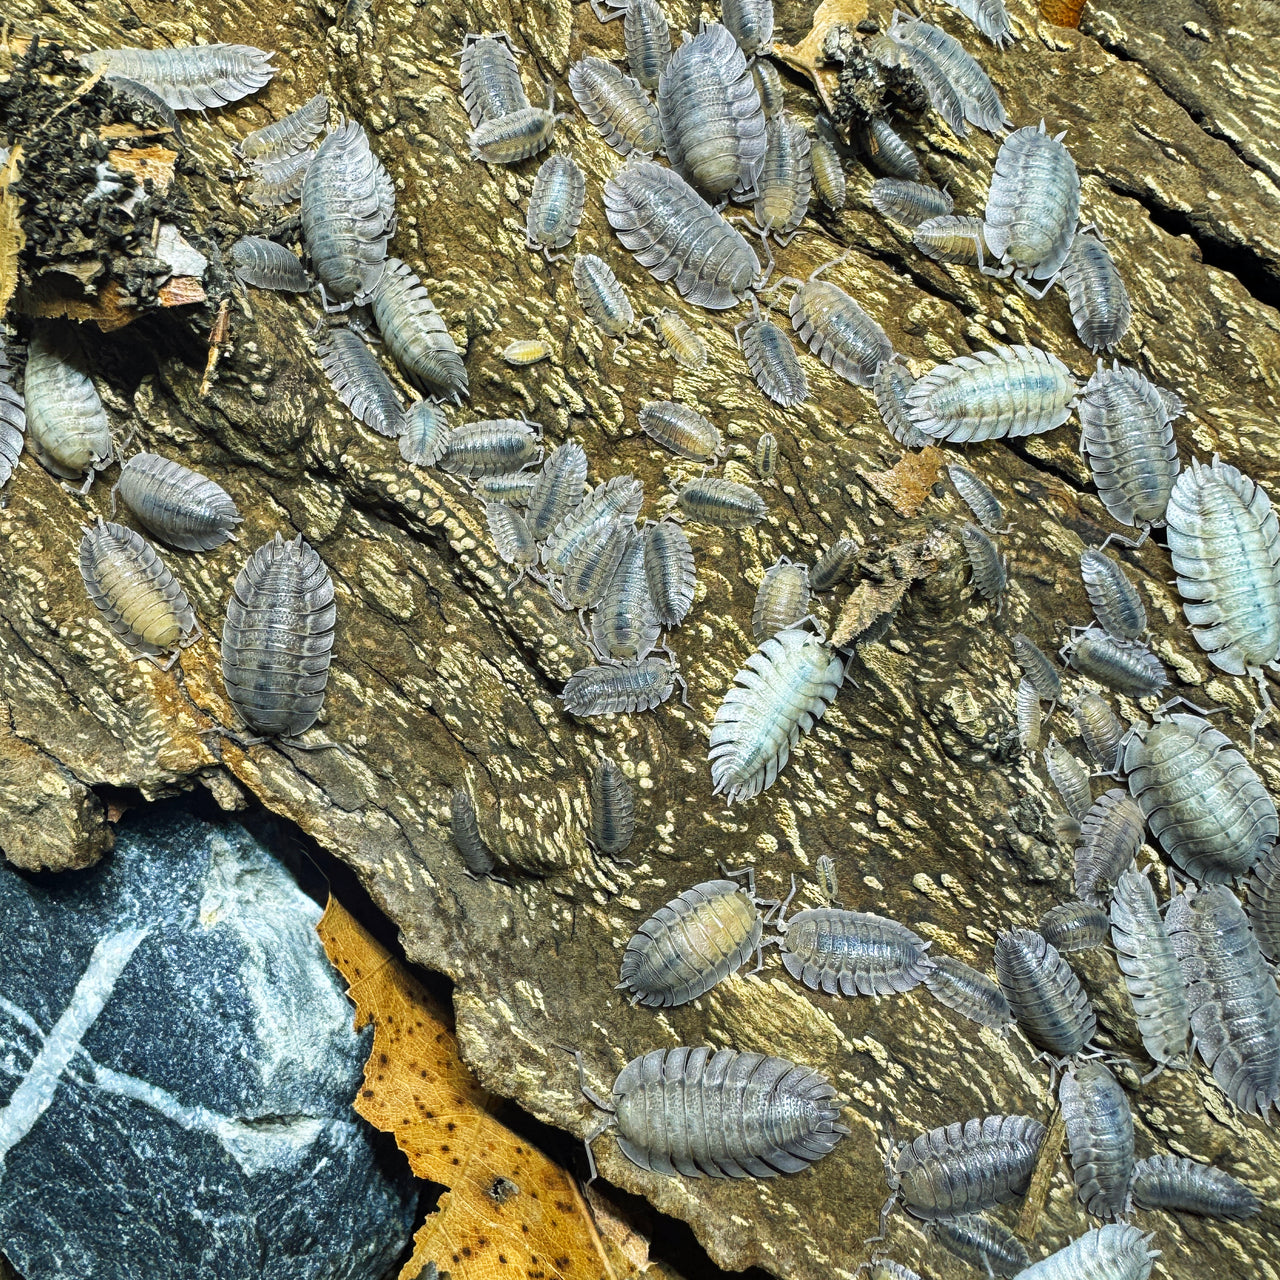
860,116,920,180
809,117,846,210
114,453,241,551
1080,547,1146,641
638,400,722,461
525,153,586,262
709,625,844,803
78,518,198,668
459,32,528,127
754,432,779,480
592,528,662,660
237,92,328,163
1013,633,1061,702
23,330,112,493
1039,901,1108,956
1075,788,1144,905
810,538,858,592
753,58,784,118
1109,867,1191,1073
1244,845,1280,961
527,440,590,542
943,0,1013,45
399,400,450,466
221,532,335,741
0,339,24,492
1060,629,1167,698
469,84,557,164
569,57,663,158
932,1214,1028,1278
869,178,953,229
230,235,311,292
107,76,185,143
561,656,683,716
82,44,275,111
874,357,928,448
995,926,1097,1057
1045,736,1094,821
752,557,811,641
754,114,812,244
592,0,672,90
736,303,809,408
619,874,765,1006
1072,690,1124,770
855,1260,920,1280
1059,231,1132,353
604,160,763,310
788,263,893,388
543,475,644,574
1166,883,1280,1117
947,464,1004,533
590,756,636,855
316,327,403,438
889,17,1010,133
881,30,967,137
778,903,933,997
721,0,773,54
440,419,541,477
649,309,707,369
923,953,1012,1030
815,854,840,905
503,339,552,366
959,522,1005,610
1123,712,1276,881
477,469,539,505
643,519,697,627
370,258,469,401
677,476,766,528
573,253,638,344
1129,1155,1260,1220
1014,1226,1156,1280
245,147,312,206
485,502,538,581
913,214,989,267
1017,677,1043,752
451,787,497,877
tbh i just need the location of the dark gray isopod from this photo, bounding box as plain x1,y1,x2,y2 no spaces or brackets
1130,1156,1261,1220
526,440,590,542
810,539,858,592
316,327,403,438
230,235,311,291
947,464,1004,533
1046,736,1093,821
1075,789,1144,905
1059,1060,1134,1219
924,953,1012,1030
1244,845,1280,961
590,757,635,855
1012,633,1061,701
1059,231,1132,353
1080,547,1146,640
525,153,586,263
752,558,810,641
115,452,242,551
754,432,779,481
439,419,541,477
451,787,497,877
1039,900,1110,953
0,340,24,492
677,476,766,528
614,0,672,90
814,855,839,905
561,657,682,716
869,178,953,229
643,519,696,627
779,904,933,997
959,522,1005,610
736,307,808,408
932,1214,1029,1278
995,926,1097,1057
1061,629,1167,698
860,116,920,180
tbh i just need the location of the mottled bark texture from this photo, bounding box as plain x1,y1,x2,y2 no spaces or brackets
1,0,1278,1277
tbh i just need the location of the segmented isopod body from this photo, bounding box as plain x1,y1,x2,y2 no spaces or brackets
83,44,275,110
592,528,662,660
810,539,857,592
1075,789,1144,905
709,626,844,803
721,0,773,54
221,532,335,739
526,153,586,262
604,160,762,309
862,116,920,180
946,465,1003,533
24,331,112,491
459,33,528,127
943,0,1014,45
753,58,784,118
755,433,779,480
983,122,1081,286
617,0,672,90
1040,900,1110,953
503,339,552,365
657,23,766,198
1109,867,1191,1071
1073,691,1124,770
644,519,696,626
543,475,644,573
569,58,663,158
469,90,556,164
1061,630,1167,698
440,419,541,477
889,17,1010,133
0,339,24,491
995,927,1097,1056
561,656,680,715
485,502,538,578
1078,362,1180,528
650,309,708,369
884,34,967,137
869,178,953,229
924,953,1012,1029
1080,547,1146,640
527,441,590,542
1166,883,1280,1117
737,308,809,408
561,518,629,610
1130,1156,1260,1220
620,878,762,1005
237,92,328,162
815,855,839,905
677,476,766,528
809,125,846,210
959,522,1005,609
1013,633,1061,701
1045,736,1094,821
115,453,241,551
1244,846,1280,960
752,558,810,641
780,907,932,996
932,1215,1028,1278
600,1046,848,1177
371,258,469,400
1017,677,1043,752
316,327,403,438
245,147,312,206
477,469,539,505
754,114,811,243
590,757,636,855
107,76,184,143
78,518,197,664
858,1260,920,1280
638,400,722,461
1015,1225,1157,1280
913,214,988,267
231,235,311,292
1123,713,1276,882
789,268,892,388
874,357,928,448
399,401,450,466
1060,232,1131,353
887,1115,1046,1222
574,254,637,341
451,787,496,877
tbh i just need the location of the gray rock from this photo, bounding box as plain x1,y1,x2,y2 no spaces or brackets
0,809,416,1280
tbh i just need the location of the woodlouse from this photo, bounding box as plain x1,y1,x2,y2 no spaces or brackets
815,855,840,906
677,475,766,528
1059,231,1132,353
107,76,184,143
643,519,697,627
736,304,809,408
722,0,774,54
451,787,497,878
562,656,683,715
1013,633,1062,702
485,502,538,582
1129,1156,1260,1220
245,147,312,206
591,528,662,660
874,357,928,448
1080,547,1146,641
1017,677,1043,753
619,874,765,1006
649,309,708,369
809,122,846,210
459,32,529,127
525,153,586,262
855,1260,921,1280
1039,900,1110,953
657,23,766,198
907,344,1078,443
371,258,469,401
221,532,335,741
574,1045,848,1179
1244,846,1280,961
400,401,450,466
1075,789,1144,905
754,432,779,480
79,518,198,669
544,475,644,574
237,92,328,163
1078,361,1180,528
569,57,663,158
441,419,541,477
944,0,1014,45
1123,712,1276,882
592,0,672,90
24,330,112,493
590,757,636,855
860,116,920,180
889,17,1010,133
503,339,552,366
882,28,967,136
709,625,844,803
1073,690,1124,770
114,453,242,551
83,44,275,110
477,470,539,505
788,262,893,388
316,327,403,438
1166,883,1280,1117
869,178,953,229
959,522,1005,610
779,903,933,997
573,253,638,345
810,539,858,592
1109,867,1191,1074
753,58,784,118
604,160,763,310
469,85,557,164
638,400,723,461
752,558,811,640
754,114,811,244
947,464,1004,533
913,214,989,267
231,235,311,292
995,927,1097,1057
1045,736,1094,821
0,340,24,492
923,953,1012,1030
1017,1226,1157,1280
1060,630,1167,698
527,440,590,542
932,1214,1028,1278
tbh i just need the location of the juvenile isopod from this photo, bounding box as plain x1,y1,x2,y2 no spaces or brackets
787,262,893,388
913,214,989,267
1072,690,1124,770
1012,633,1061,702
1045,736,1094,822
525,153,586,262
888,17,1010,133
677,476,766,528
24,330,112,494
959,522,1005,611
932,1214,1028,1278
592,528,662,660
752,557,810,640
370,258,469,401
753,58,784,118
573,253,638,346
459,32,528,127
78,517,199,668
569,57,663,158
590,756,636,855
638,400,723,461
526,440,590,542
485,502,539,583
316,326,404,438
923,953,1012,1030
1017,677,1043,753
1039,900,1110,953
440,419,541,477
648,309,708,370
995,926,1097,1057
1080,546,1146,641
778,901,933,997
114,453,242,551
237,92,328,163
644,519,697,627
869,178,953,229
754,432,779,481
947,464,1004,533
230,235,311,292
753,113,812,244
503,338,553,366
874,357,928,448
1075,788,1144,905
469,84,557,164
0,339,24,492
477,469,539,505
810,538,858,592
399,400,450,466
709,625,844,803
83,43,275,110
1014,1225,1157,1280
735,303,809,408
809,117,846,210
221,532,335,741
245,147,312,206
451,787,498,878
1060,629,1167,698
1059,231,1132,353
543,475,644,574
1129,1155,1261,1220
591,0,672,90
814,854,840,905
561,656,684,716
860,116,920,180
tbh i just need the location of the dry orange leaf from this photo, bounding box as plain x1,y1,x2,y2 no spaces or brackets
0,144,24,317
859,444,944,517
318,897,623,1280
773,0,869,115
1040,0,1086,28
